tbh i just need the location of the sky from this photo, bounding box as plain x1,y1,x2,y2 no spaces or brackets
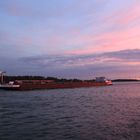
0,0,140,79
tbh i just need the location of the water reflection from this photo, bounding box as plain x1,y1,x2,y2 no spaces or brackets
0,82,140,140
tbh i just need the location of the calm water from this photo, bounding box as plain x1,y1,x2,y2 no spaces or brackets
0,82,140,140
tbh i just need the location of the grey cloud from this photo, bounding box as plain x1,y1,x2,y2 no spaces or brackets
104,49,140,61
21,49,140,69
1,49,140,78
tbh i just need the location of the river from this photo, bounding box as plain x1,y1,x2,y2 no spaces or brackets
0,82,140,140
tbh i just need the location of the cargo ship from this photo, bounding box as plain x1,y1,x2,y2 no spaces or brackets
0,77,112,91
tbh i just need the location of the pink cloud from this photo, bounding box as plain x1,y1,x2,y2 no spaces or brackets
67,24,140,55
66,2,140,55
2,1,140,56
63,7,140,55
105,3,140,26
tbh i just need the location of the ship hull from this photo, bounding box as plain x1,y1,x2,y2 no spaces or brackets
0,84,20,90
0,81,112,91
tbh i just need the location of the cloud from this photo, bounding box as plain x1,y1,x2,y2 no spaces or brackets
1,0,140,56
18,49,140,78
105,2,140,26
0,49,140,78
0,0,107,18
68,24,140,55
21,49,140,68
1,0,140,79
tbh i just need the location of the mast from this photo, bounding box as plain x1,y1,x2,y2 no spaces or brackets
0,71,6,84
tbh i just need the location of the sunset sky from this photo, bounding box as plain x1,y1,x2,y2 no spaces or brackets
0,0,140,79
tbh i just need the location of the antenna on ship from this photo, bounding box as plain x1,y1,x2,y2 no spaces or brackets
0,71,6,84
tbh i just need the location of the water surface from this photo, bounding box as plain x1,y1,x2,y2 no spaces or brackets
0,82,140,140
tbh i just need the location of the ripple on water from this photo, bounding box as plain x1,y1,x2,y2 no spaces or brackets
0,82,140,140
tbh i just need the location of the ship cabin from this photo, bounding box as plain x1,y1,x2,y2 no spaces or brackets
95,77,107,82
